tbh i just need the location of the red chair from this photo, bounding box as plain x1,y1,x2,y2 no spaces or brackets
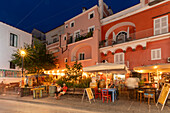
94,87,101,100
102,89,111,103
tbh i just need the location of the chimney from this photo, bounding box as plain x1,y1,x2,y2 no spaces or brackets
140,0,145,7
99,0,104,19
82,7,87,13
108,6,113,15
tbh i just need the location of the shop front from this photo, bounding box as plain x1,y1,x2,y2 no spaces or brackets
134,63,170,89
83,63,129,88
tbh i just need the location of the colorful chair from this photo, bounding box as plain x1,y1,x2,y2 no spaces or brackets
144,91,155,105
94,87,101,99
102,89,111,103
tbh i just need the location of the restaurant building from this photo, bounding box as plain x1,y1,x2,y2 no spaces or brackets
45,0,170,86
100,0,170,83
0,22,32,83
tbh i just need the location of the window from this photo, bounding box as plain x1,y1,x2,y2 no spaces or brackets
88,26,95,32
10,62,15,69
74,30,80,39
70,21,75,27
114,53,124,64
88,11,94,19
65,24,68,28
79,53,85,60
68,35,73,44
53,37,59,43
151,48,161,60
10,33,18,47
154,15,168,35
63,36,67,40
116,32,127,44
64,58,68,63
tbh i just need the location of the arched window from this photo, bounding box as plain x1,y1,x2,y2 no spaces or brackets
116,31,127,44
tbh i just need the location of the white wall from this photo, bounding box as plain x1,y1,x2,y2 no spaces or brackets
46,25,64,44
0,22,32,71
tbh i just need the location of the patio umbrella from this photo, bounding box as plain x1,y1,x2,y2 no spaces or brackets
83,63,129,88
83,63,128,73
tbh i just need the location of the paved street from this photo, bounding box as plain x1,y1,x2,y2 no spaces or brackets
0,94,170,113
0,99,99,113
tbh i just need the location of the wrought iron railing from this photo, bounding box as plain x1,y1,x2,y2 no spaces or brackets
67,31,93,45
99,25,170,48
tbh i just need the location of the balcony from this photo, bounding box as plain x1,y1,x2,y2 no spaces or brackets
67,32,93,44
47,39,59,45
100,25,170,48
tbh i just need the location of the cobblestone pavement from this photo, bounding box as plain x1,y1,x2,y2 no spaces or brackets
0,93,169,113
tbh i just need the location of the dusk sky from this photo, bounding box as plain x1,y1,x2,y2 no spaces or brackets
0,0,140,33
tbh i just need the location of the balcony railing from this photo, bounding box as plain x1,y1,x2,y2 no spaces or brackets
67,31,93,44
100,25,170,48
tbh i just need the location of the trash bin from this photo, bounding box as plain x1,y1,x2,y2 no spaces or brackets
49,85,56,97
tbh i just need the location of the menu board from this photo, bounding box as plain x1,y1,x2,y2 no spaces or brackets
86,88,94,100
82,88,95,103
157,83,170,111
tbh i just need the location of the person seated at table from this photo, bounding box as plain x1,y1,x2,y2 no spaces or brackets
55,85,62,99
108,81,116,88
108,81,119,99
56,83,68,99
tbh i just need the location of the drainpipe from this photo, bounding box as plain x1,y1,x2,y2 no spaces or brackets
59,35,68,54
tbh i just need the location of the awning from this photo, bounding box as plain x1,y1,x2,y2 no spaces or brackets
83,63,128,73
133,63,170,73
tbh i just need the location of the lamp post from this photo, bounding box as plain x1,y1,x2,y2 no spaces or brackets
20,50,26,87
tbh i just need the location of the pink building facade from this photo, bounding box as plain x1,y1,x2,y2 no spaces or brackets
46,0,112,71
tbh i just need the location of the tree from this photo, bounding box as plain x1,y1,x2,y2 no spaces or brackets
65,61,83,82
11,41,57,74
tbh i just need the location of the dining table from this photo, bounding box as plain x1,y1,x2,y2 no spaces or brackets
102,88,117,102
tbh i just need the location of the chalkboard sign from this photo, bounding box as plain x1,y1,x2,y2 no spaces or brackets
156,83,170,111
82,88,95,103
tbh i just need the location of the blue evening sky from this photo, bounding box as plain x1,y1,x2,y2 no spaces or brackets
0,0,140,33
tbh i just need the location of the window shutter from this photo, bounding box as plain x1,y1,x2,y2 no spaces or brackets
154,19,160,35
157,49,161,59
120,54,123,62
161,16,168,34
115,55,118,63
152,50,155,59
10,34,13,46
14,35,18,47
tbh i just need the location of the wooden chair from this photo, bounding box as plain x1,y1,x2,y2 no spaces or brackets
102,89,111,103
137,90,144,103
144,89,155,105
94,87,101,99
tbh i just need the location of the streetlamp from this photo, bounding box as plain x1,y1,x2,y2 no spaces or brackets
20,50,26,87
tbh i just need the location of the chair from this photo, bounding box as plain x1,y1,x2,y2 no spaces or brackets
144,89,155,105
137,90,144,103
102,89,111,103
94,87,101,100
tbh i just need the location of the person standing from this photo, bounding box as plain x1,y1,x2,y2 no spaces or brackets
125,77,138,99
